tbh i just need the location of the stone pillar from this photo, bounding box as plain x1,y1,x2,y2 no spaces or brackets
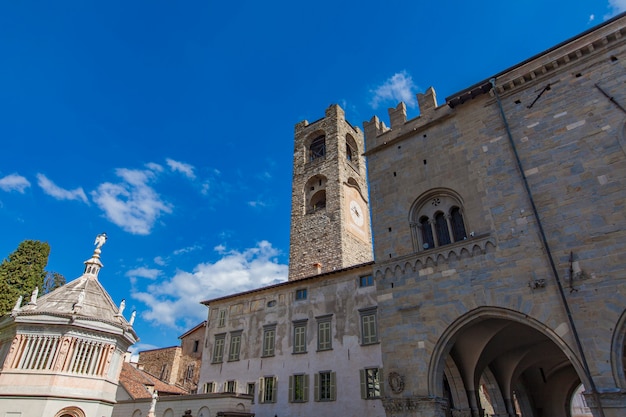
584,391,626,417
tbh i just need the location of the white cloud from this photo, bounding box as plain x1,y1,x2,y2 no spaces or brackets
606,0,626,18
0,174,30,193
589,14,595,23
248,199,268,208
173,245,202,255
132,241,288,329
153,256,167,266
126,267,161,280
166,158,196,179
36,174,88,203
370,71,418,109
91,167,173,235
128,342,160,361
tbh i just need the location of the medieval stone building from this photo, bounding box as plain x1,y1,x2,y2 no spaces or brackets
198,13,626,417
199,105,383,417
363,13,626,417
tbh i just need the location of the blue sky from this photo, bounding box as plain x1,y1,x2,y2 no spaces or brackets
0,1,623,352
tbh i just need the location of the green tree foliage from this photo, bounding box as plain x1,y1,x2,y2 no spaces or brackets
0,240,51,315
43,271,66,294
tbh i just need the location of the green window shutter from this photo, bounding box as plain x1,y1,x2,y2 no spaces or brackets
379,368,385,396
330,371,336,401
289,375,294,402
304,374,310,402
360,369,367,399
258,377,264,403
314,373,320,401
271,377,277,403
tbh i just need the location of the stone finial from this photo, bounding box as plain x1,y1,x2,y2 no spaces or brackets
417,87,438,116
28,287,39,305
117,299,126,317
11,295,23,316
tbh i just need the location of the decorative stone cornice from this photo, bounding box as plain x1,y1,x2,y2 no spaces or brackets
374,234,495,278
382,396,448,413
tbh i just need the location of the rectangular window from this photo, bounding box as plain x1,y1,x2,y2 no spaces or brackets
217,309,227,327
295,288,307,300
314,371,336,401
193,340,199,352
185,364,195,381
247,382,255,396
262,326,276,357
289,374,309,402
360,368,383,399
360,307,378,345
293,321,307,354
317,316,332,351
260,376,277,403
212,334,226,363
229,332,242,361
203,382,214,393
225,380,236,393
359,275,374,287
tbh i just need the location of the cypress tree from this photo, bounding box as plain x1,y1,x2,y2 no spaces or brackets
0,240,51,315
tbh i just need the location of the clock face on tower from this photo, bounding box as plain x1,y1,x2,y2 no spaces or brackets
349,200,364,227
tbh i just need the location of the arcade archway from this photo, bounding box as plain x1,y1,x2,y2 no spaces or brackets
430,308,589,417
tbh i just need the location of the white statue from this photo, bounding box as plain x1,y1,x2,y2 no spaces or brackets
30,287,39,304
77,289,85,306
118,299,126,315
129,310,136,325
147,390,158,417
94,233,107,249
11,295,23,315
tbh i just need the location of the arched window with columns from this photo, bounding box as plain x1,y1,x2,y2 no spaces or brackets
410,189,468,252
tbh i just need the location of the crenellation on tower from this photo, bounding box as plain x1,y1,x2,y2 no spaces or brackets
288,104,373,281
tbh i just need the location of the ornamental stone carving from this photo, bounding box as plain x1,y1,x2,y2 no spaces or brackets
388,371,405,394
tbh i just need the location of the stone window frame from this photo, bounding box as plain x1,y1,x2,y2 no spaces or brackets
203,382,215,393
360,367,383,399
316,314,333,352
228,330,242,362
309,134,326,162
345,133,359,167
359,275,374,288
359,307,378,345
262,324,277,357
314,370,336,401
211,333,226,363
217,309,227,327
295,288,307,301
305,174,328,214
410,189,468,252
225,380,237,393
293,319,307,354
289,373,310,402
259,375,277,403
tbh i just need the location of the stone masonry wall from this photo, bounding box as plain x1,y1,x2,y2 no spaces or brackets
364,16,626,414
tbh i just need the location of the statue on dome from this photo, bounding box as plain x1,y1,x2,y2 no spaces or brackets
29,287,39,305
94,233,108,250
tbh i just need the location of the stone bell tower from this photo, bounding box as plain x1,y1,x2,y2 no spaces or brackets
288,104,373,281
